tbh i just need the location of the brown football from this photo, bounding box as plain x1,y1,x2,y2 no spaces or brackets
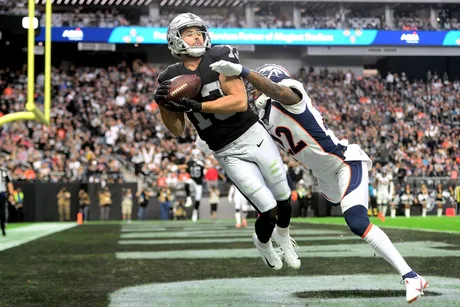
165,75,202,103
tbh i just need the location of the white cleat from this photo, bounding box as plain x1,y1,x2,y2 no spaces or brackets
404,274,428,303
271,228,301,269
191,209,198,222
252,233,283,270
184,197,193,208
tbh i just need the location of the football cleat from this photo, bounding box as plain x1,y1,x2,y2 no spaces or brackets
235,223,242,229
252,233,282,270
271,228,301,269
242,218,248,227
184,196,193,207
403,274,428,303
191,209,198,222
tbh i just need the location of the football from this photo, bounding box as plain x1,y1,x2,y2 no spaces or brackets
165,75,202,103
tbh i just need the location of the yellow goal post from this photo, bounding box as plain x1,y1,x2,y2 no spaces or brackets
0,0,51,126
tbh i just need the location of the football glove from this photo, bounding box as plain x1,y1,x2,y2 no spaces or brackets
162,98,202,113
255,93,270,110
154,80,171,103
210,60,250,78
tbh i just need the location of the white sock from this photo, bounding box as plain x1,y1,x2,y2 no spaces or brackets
404,208,410,218
363,224,412,275
437,208,443,217
378,205,383,214
382,205,388,216
258,239,271,249
235,212,241,225
276,225,289,236
390,207,396,218
422,208,427,217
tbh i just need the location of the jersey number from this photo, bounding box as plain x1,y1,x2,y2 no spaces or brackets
190,166,202,178
224,45,239,60
194,81,236,130
273,126,307,155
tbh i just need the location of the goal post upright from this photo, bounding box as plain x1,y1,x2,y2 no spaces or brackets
0,0,51,127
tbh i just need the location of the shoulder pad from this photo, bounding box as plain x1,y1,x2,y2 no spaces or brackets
210,45,239,63
157,63,181,84
278,78,311,104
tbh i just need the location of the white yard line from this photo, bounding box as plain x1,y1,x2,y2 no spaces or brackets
116,241,458,259
117,235,358,245
0,223,77,252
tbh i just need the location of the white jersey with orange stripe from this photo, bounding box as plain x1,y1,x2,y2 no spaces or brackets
259,78,372,177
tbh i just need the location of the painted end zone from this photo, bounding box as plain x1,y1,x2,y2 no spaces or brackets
109,275,460,307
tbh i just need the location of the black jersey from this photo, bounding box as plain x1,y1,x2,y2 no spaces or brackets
158,45,258,151
187,160,205,185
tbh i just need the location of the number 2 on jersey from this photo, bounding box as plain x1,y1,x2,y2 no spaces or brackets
274,126,307,155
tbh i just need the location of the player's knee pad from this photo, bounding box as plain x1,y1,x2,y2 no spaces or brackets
343,205,370,237
255,207,277,243
276,196,292,228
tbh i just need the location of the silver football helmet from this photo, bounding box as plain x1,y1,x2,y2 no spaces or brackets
167,13,211,58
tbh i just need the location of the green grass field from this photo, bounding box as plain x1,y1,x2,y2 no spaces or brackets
4,222,35,230
0,218,459,306
296,216,460,233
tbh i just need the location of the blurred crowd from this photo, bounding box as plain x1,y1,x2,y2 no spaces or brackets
295,67,459,180
1,2,459,30
0,60,458,189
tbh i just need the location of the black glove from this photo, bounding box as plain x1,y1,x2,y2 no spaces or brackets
178,98,202,113
162,100,194,113
154,80,171,103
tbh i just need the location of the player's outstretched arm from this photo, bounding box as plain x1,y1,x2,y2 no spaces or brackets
210,60,300,105
158,106,186,137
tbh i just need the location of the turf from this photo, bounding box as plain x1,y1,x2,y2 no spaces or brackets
296,216,460,232
0,220,459,306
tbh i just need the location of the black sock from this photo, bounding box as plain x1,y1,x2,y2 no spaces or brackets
255,208,277,243
276,197,292,228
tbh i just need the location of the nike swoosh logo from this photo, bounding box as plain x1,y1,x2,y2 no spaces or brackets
264,257,275,268
257,139,264,147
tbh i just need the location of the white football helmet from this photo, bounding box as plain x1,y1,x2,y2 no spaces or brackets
167,13,211,58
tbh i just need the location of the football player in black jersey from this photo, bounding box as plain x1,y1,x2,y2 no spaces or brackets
154,13,297,270
179,149,205,221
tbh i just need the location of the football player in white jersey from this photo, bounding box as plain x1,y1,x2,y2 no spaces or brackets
210,60,428,303
228,183,250,228
375,168,394,219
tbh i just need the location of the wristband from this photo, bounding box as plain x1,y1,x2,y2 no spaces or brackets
239,66,250,79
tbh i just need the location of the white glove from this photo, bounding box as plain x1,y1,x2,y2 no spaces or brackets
210,60,243,77
254,93,270,110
